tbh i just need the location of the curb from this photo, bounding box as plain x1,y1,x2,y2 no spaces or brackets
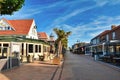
84,55,120,72
51,59,65,80
97,61,120,72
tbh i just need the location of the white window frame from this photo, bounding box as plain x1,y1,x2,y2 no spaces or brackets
106,34,109,41
112,32,115,40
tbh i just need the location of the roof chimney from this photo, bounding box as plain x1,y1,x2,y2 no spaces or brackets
111,25,116,29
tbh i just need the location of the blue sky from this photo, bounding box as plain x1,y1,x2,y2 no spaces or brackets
1,0,120,47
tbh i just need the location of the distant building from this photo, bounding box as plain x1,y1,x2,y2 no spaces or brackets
72,42,89,54
48,33,55,54
37,32,48,42
89,25,120,56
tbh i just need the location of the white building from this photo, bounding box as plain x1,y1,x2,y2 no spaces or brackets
0,18,50,71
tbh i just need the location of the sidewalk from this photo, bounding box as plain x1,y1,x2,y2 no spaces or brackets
39,54,63,65
0,62,58,80
60,51,120,80
0,55,64,80
39,57,61,65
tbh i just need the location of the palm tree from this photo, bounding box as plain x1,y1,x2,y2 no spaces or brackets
53,28,71,57
62,38,68,49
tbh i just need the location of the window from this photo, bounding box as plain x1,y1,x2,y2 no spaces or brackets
39,45,41,52
29,44,33,53
31,26,36,35
112,32,115,40
5,26,11,30
2,27,5,30
106,34,109,41
92,39,97,44
5,27,8,30
3,48,7,53
43,46,46,52
35,45,38,52
0,27,2,30
0,26,13,30
47,47,50,52
109,46,114,53
0,44,8,58
34,25,37,29
3,44,9,47
96,38,99,43
21,43,24,55
0,44,1,53
116,46,120,54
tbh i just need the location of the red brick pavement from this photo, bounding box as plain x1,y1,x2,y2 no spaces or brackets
0,62,58,80
60,51,120,80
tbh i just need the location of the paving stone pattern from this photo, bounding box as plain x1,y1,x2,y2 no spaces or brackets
0,62,58,80
60,51,120,80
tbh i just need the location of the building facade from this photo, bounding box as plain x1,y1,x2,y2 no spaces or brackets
0,18,50,71
89,25,120,56
72,42,88,54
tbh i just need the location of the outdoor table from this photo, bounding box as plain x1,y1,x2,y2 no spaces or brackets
113,57,120,61
102,56,111,62
113,57,120,65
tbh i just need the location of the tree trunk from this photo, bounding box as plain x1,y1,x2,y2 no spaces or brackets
60,42,62,55
57,40,62,57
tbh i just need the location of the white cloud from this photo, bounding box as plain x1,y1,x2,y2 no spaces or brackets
110,0,120,5
93,16,120,26
0,7,42,19
50,6,96,27
0,0,66,19
50,0,116,28
53,15,120,46
93,0,108,6
93,0,120,6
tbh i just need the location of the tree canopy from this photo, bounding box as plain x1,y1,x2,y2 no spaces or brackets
54,28,71,41
0,0,25,15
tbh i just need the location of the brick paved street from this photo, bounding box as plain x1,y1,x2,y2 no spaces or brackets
1,51,120,80
60,51,120,80
0,62,58,80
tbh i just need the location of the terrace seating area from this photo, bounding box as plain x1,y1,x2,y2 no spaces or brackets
99,54,120,66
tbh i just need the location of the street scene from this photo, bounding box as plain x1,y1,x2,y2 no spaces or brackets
0,0,120,80
0,51,120,80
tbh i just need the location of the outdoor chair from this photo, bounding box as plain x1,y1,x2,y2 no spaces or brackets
112,54,120,65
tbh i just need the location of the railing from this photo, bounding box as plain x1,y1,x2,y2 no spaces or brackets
0,57,20,72
0,58,8,72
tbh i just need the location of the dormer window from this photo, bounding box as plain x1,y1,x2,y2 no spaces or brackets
7,26,10,30
0,26,13,30
5,26,9,30
0,20,14,31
